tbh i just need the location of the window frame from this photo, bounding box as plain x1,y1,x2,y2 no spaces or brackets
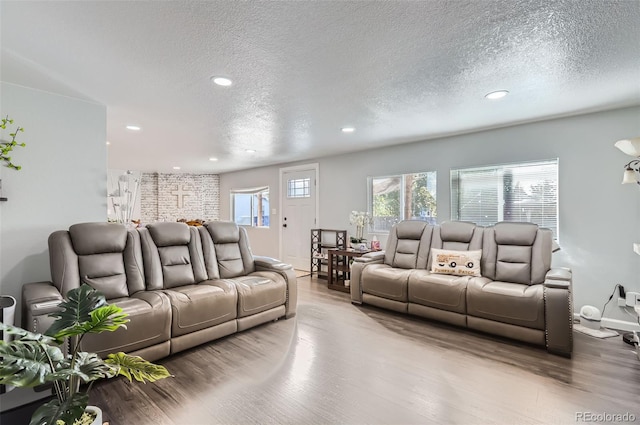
230,186,270,228
368,171,437,234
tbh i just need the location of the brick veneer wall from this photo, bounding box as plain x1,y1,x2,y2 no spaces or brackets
140,173,220,224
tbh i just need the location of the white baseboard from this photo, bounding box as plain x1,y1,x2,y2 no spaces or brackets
573,313,640,332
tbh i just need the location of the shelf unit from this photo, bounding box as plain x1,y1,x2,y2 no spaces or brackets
310,229,347,279
328,248,371,293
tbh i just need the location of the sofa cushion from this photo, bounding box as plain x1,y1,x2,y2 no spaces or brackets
158,245,196,288
164,280,238,337
496,245,532,284
232,272,287,318
78,252,129,299
467,277,544,330
207,221,241,243
147,222,191,247
69,222,127,255
430,248,482,277
408,270,468,314
494,222,538,246
81,291,171,357
362,264,410,302
384,221,433,269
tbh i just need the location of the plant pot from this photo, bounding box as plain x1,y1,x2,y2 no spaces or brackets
0,295,16,394
351,242,367,251
85,405,102,425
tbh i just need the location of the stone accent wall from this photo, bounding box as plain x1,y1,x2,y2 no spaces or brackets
140,172,158,224
140,173,220,224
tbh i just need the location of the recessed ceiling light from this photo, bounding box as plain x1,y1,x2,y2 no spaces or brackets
126,125,142,131
173,166,181,170
341,127,355,133
106,141,111,145
211,77,233,86
485,90,509,100
245,149,256,153
209,157,219,161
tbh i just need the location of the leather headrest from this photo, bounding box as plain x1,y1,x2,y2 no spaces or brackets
146,222,191,246
395,220,428,240
440,221,476,243
494,222,538,245
205,221,240,243
69,222,127,255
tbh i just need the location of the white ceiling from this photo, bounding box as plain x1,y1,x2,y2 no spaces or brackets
2,1,639,174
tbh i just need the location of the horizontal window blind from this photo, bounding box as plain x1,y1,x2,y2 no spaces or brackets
451,159,558,237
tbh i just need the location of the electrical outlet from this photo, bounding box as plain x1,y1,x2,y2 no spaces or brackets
618,285,627,307
626,291,640,307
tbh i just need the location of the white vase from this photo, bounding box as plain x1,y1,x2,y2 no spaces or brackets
86,406,103,425
0,295,16,394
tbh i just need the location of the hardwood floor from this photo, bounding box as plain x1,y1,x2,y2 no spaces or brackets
90,277,640,425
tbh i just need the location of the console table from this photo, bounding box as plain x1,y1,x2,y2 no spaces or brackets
327,248,370,293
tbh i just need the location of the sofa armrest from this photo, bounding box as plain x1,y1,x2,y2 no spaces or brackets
254,256,293,271
350,252,385,304
254,256,297,319
543,271,573,357
22,282,63,334
545,267,572,282
353,251,385,264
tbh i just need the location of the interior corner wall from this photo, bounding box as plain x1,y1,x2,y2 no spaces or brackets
220,106,640,324
219,167,280,257
0,82,107,322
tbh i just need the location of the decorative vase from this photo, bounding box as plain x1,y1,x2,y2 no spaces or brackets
0,295,16,394
351,242,367,251
86,405,102,425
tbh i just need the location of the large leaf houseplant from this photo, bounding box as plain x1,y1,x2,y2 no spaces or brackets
0,284,172,425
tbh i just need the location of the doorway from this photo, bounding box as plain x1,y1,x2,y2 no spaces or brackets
279,164,319,271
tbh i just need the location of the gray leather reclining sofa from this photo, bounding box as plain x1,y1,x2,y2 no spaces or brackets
350,220,573,357
22,221,297,361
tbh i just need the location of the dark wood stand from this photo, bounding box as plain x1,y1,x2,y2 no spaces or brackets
327,248,371,293
310,229,347,279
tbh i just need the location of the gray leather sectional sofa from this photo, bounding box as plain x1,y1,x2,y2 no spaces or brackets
350,220,573,356
22,221,297,361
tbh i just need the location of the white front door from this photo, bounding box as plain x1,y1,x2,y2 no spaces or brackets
280,165,318,271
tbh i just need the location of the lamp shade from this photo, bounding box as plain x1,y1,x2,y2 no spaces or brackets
615,137,640,157
622,168,637,184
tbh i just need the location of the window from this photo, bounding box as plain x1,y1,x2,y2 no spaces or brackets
287,178,310,198
451,159,558,237
231,187,269,227
369,171,437,233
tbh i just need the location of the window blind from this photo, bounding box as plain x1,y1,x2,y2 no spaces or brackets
451,159,558,237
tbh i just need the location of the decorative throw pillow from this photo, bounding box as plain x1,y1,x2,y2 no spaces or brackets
430,248,482,277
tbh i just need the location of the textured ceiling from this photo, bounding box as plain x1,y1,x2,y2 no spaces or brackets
1,0,639,173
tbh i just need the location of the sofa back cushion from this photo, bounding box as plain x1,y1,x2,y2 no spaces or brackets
140,222,208,289
384,220,433,269
49,223,145,299
430,221,483,269
481,222,552,285
204,221,255,279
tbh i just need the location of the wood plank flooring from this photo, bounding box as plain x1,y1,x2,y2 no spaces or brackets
89,276,640,425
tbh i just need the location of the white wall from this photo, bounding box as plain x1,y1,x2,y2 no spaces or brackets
220,106,640,324
0,82,107,321
220,166,280,257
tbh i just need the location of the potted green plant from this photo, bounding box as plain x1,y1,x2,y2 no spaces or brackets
0,284,172,425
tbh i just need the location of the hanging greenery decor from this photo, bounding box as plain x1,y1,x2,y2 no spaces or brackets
0,115,26,170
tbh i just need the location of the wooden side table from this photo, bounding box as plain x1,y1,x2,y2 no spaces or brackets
327,248,371,293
